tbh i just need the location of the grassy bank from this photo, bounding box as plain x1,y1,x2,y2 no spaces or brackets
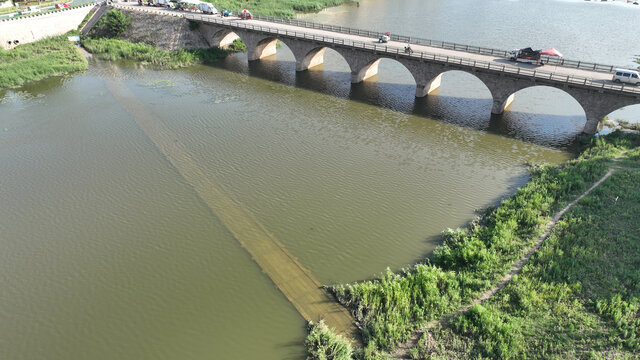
82,37,229,68
203,0,352,18
311,132,640,358
415,132,640,359
0,33,88,89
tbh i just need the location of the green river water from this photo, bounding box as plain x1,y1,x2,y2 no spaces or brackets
2,0,639,358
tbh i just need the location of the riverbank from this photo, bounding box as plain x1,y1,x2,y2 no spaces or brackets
81,37,231,68
416,133,640,359
309,131,640,359
202,0,353,18
0,32,87,88
0,0,351,89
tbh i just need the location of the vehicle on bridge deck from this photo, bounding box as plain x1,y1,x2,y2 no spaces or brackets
176,0,202,12
55,3,71,9
221,9,232,17
18,6,40,15
199,2,217,14
508,47,543,65
612,69,640,85
157,0,175,9
239,9,252,19
378,32,390,43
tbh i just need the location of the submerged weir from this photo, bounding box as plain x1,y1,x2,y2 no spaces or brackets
104,78,359,342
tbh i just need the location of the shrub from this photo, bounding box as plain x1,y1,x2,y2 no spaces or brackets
97,10,131,38
305,320,353,360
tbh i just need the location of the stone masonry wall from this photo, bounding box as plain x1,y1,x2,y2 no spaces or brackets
114,8,208,50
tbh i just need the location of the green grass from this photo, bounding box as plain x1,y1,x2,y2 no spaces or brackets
306,320,354,360
410,132,640,359
319,132,640,358
0,33,87,89
81,37,230,68
202,0,353,18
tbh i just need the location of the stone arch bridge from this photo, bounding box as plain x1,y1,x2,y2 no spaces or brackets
117,4,640,133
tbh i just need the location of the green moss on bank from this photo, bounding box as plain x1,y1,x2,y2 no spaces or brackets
318,132,640,358
0,33,87,89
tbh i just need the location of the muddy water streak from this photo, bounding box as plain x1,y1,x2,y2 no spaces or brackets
103,78,358,340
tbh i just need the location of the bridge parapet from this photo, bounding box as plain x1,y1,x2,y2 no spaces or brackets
248,13,631,75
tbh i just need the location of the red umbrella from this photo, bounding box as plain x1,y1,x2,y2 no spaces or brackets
541,48,563,57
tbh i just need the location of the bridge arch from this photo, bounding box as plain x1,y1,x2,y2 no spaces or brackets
498,85,640,134
498,85,592,139
421,70,492,98
209,28,240,49
412,70,494,126
600,104,640,131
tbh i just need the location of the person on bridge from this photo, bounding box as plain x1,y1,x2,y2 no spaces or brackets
404,42,413,54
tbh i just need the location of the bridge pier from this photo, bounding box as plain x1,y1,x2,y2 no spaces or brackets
583,118,601,134
296,47,326,71
351,59,381,83
248,38,278,61
415,74,443,97
491,94,515,115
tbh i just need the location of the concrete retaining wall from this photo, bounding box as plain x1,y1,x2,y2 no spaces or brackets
0,5,95,49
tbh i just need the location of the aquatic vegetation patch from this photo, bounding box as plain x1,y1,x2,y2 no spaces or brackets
137,79,177,89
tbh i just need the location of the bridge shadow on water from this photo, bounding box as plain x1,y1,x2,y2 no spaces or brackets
212,52,586,151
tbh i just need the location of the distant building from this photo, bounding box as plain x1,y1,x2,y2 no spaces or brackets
0,0,14,9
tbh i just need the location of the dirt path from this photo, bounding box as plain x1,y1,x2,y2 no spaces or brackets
394,165,618,358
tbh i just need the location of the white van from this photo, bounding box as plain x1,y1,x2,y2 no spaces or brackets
612,69,640,85
19,6,40,15
199,2,217,14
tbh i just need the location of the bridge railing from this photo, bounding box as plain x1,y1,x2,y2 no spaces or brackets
251,13,511,57
184,13,640,95
250,13,632,75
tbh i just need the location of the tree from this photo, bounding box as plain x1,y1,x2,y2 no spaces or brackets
103,10,131,37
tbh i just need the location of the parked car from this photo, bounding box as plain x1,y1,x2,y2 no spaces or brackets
55,3,71,9
612,69,640,85
19,6,40,15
